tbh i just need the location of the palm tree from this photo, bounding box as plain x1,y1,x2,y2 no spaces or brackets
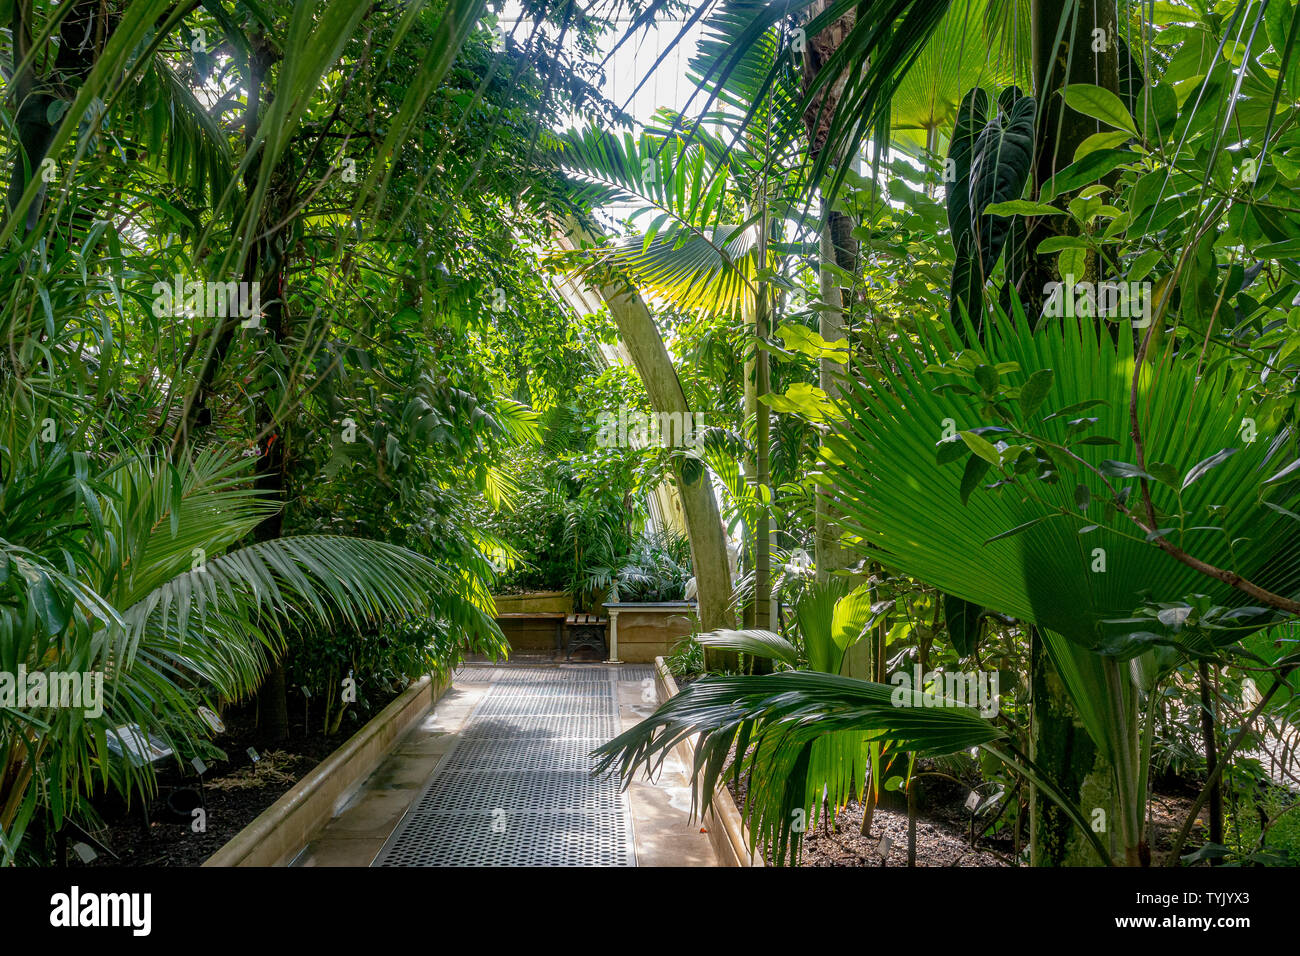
597,303,1300,866
556,99,812,643
0,440,503,863
595,0,1298,866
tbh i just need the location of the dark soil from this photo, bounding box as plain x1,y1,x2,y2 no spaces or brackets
493,582,566,597
795,801,1012,866
726,764,1210,867
63,697,394,867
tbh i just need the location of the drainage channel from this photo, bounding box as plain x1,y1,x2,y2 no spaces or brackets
372,666,636,866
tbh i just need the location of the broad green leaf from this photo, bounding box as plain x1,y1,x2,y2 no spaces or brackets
1181,448,1237,491
1019,368,1055,417
1063,83,1137,135
960,430,1003,467
983,200,1062,217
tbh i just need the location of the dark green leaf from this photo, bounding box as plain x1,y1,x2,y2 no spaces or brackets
959,455,991,505
1181,448,1237,491
944,593,983,658
1019,369,1054,417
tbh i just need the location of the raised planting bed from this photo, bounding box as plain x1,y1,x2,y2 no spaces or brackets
492,590,571,615
493,591,572,654
69,706,370,867
609,601,698,663
654,656,760,868
203,671,452,867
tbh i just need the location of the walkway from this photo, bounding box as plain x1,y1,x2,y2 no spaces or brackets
292,661,714,867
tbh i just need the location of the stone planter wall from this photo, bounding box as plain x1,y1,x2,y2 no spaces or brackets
492,591,572,651
492,591,571,615
605,601,697,663
204,671,451,867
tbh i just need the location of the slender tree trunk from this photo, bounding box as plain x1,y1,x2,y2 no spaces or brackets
814,221,850,581
257,661,291,742
1021,0,1121,314
4,1,104,236
1198,660,1223,860
175,41,269,447
253,235,293,741
742,334,758,632
753,264,772,635
1023,0,1126,865
246,53,296,742
799,1,869,679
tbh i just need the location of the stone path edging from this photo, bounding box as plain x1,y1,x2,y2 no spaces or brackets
204,672,450,867
653,657,762,868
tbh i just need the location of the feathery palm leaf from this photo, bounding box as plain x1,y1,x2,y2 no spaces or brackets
595,670,1012,863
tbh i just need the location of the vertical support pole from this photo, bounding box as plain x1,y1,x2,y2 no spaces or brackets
606,606,621,663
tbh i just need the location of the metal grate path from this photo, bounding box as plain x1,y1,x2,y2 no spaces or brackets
372,667,634,866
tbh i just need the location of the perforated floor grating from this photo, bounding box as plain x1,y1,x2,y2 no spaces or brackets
471,694,619,718
490,681,613,698
453,667,498,683
373,667,634,867
492,667,614,683
373,811,633,867
441,737,604,772
459,714,620,740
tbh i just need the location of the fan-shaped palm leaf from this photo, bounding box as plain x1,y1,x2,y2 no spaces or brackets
823,307,1300,654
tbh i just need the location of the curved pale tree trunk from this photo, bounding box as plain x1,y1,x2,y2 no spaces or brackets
558,219,733,639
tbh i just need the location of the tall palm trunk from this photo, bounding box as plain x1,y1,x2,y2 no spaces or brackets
799,1,867,677
4,0,104,236
751,203,773,638
1023,0,1127,866
252,222,294,741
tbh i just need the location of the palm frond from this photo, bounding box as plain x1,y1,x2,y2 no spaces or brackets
697,628,800,667
824,305,1300,655
594,670,1005,863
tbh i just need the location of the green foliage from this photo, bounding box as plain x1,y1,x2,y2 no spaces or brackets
946,86,1036,329
664,635,705,679
0,0,609,864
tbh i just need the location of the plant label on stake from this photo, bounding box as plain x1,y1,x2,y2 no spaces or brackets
197,706,225,734
72,843,97,863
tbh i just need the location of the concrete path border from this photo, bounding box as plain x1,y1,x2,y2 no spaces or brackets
654,657,762,867
204,672,451,867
